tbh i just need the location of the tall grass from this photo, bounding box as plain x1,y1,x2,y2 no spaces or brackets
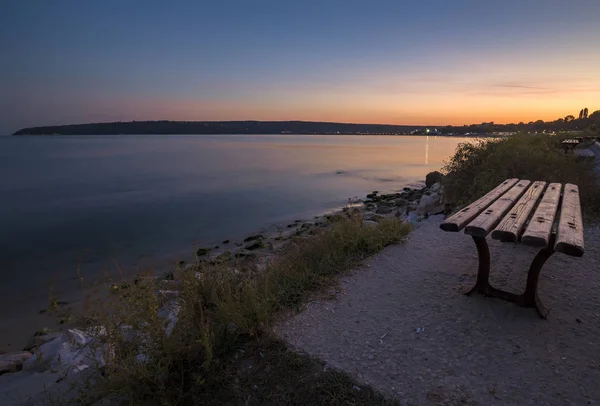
70,213,410,405
442,134,600,217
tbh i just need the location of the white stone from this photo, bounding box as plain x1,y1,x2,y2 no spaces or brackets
23,328,113,375
406,211,422,226
416,193,441,216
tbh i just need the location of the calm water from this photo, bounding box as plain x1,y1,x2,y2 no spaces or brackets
0,134,466,342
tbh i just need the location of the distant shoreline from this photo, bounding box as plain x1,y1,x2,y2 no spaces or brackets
12,116,596,136
10,120,499,137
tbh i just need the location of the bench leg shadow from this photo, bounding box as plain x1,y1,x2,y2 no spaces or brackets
465,236,554,319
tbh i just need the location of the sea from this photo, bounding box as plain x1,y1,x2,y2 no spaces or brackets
0,133,468,348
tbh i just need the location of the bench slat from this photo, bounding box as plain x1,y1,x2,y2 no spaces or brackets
521,183,562,248
491,181,547,242
555,184,584,257
464,180,531,237
440,178,519,232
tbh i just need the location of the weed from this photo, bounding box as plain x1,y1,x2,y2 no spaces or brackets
65,214,410,405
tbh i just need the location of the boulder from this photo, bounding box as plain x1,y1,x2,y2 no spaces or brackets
245,240,265,250
243,234,264,242
24,332,64,351
196,247,210,256
406,211,422,226
430,204,446,216
406,201,418,213
425,171,443,188
376,206,394,214
395,198,407,206
430,182,441,192
0,360,18,375
416,193,441,216
0,352,32,364
0,352,32,375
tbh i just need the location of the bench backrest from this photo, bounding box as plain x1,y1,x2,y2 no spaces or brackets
440,179,584,257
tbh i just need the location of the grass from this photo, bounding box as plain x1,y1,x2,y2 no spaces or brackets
64,212,410,405
441,133,600,217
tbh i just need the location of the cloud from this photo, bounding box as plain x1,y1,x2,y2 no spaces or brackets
471,81,600,96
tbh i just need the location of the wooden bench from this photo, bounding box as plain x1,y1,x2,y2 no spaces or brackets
562,139,580,154
440,179,584,318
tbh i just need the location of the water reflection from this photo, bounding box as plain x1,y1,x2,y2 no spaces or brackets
0,134,467,317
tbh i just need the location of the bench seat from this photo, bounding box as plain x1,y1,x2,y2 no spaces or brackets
439,179,585,318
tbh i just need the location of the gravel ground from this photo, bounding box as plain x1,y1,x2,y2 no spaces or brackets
276,216,600,406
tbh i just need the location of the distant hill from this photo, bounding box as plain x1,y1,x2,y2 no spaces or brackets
12,110,600,136
12,120,425,136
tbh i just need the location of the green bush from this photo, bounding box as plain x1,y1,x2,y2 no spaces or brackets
442,134,600,217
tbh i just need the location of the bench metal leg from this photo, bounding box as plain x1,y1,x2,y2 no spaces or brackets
465,236,491,296
519,243,555,319
465,235,554,319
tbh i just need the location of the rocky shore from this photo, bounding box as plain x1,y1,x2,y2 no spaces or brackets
0,171,447,405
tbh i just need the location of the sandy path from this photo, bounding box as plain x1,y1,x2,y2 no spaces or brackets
276,216,600,405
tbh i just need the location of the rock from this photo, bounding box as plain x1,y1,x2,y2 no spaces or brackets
406,211,422,225
406,201,418,214
416,193,441,216
395,198,407,206
196,247,210,256
23,328,113,374
429,204,446,216
24,332,64,351
0,352,32,364
376,206,394,214
245,240,265,250
244,234,264,242
362,220,378,227
430,182,441,192
234,251,256,259
0,360,18,375
366,193,377,199
222,239,230,244
412,192,423,201
367,215,385,222
0,352,32,375
425,171,443,187
216,251,233,262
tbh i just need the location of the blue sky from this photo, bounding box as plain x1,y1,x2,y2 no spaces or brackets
2,0,600,133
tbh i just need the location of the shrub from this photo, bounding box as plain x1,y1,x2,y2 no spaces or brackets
442,134,600,217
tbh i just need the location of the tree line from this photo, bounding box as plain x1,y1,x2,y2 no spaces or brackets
13,120,424,136
12,109,600,136
438,108,600,135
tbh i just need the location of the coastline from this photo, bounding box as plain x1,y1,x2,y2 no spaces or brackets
0,172,445,369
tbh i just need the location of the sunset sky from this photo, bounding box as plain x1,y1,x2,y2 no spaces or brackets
2,0,600,133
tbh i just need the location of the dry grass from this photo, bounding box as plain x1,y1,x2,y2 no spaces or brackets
63,213,410,405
